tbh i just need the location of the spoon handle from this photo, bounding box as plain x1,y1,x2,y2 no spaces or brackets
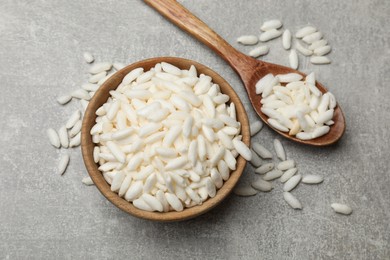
143,0,259,75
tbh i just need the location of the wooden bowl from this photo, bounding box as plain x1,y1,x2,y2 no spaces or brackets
81,57,250,222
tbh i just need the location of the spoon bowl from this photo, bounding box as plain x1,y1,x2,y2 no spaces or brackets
239,60,345,146
144,0,346,146
81,57,250,222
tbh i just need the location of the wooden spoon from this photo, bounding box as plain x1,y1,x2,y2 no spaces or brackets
144,0,345,146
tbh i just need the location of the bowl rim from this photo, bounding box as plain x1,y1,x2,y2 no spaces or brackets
81,56,250,222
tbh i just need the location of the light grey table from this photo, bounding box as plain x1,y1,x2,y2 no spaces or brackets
1,0,389,259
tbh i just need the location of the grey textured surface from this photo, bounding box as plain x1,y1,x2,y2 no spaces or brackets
0,0,389,259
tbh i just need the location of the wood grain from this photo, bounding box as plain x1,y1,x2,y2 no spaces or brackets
81,57,250,222
143,0,345,146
